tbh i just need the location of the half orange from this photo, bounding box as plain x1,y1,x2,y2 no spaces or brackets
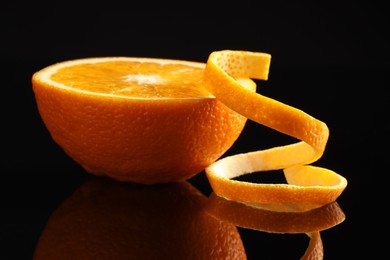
32,57,256,183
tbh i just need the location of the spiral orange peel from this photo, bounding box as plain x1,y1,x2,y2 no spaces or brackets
203,50,347,211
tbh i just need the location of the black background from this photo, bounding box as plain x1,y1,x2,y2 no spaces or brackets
1,1,388,259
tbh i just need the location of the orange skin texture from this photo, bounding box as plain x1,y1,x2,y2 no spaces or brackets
203,50,347,211
33,79,247,183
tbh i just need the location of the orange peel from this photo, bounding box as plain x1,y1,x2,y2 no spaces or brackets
302,232,323,260
203,50,347,211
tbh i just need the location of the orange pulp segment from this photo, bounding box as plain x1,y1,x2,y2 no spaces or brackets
203,50,347,211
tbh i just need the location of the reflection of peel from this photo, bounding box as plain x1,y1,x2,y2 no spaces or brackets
33,177,246,260
206,192,345,233
206,193,345,259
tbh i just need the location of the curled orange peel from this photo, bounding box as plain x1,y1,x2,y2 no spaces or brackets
303,232,323,260
203,50,348,211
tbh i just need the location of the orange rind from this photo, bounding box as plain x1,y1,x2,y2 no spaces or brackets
302,232,323,260
203,50,347,211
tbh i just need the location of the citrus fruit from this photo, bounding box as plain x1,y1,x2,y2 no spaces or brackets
32,49,348,213
202,50,347,211
32,57,256,184
33,177,246,259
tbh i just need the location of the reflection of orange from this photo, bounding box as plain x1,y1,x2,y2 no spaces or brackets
32,57,256,184
206,193,345,259
33,178,246,259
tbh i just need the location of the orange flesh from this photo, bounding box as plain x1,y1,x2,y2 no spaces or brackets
51,60,211,98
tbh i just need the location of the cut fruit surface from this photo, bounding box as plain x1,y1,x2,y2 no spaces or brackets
46,57,212,99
